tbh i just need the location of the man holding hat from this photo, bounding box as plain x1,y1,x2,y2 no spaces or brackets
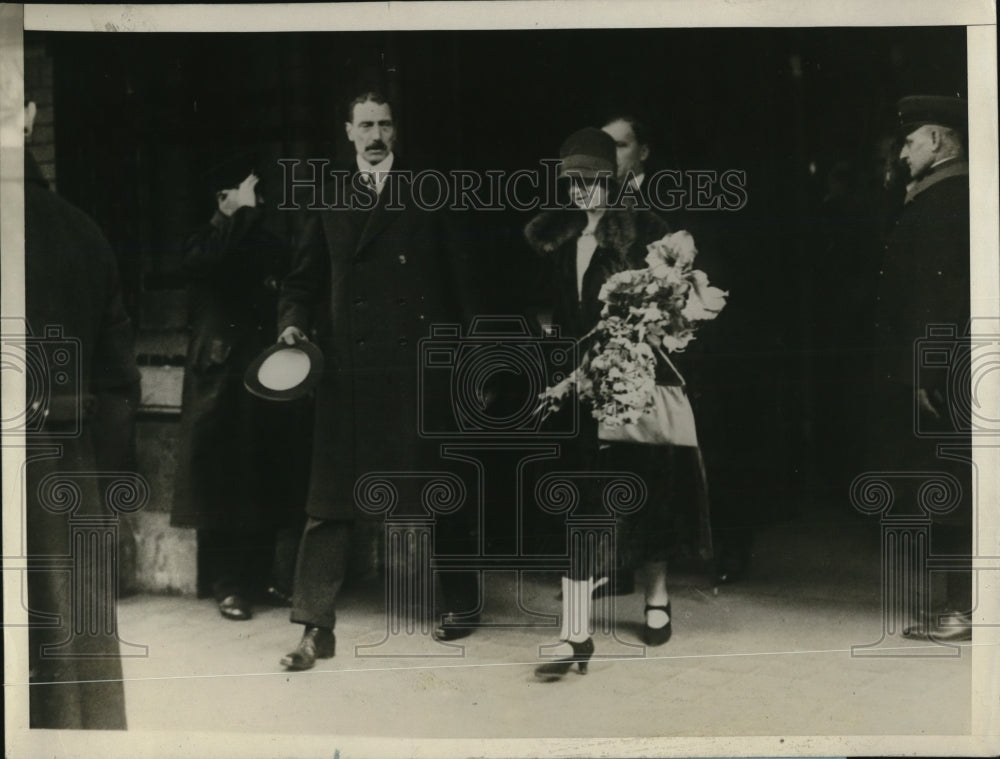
276,92,479,670
872,94,972,641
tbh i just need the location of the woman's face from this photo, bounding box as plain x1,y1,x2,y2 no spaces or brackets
567,178,609,211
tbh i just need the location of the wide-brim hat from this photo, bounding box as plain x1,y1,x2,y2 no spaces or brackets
244,341,324,401
558,127,617,181
897,95,967,136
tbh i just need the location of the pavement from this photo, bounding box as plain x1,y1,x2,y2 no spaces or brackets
116,504,972,740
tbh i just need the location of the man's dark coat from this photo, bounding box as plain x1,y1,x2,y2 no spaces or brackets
278,162,473,521
172,206,310,530
24,151,139,729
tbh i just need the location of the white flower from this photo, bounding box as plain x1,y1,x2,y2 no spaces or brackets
647,230,697,270
665,231,698,268
682,269,728,321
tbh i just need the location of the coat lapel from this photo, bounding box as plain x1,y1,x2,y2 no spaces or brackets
355,166,407,256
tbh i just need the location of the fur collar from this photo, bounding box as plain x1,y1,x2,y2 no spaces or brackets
524,209,641,257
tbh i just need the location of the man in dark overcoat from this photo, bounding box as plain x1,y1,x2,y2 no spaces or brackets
172,162,310,621
871,95,972,640
276,92,478,669
15,95,140,728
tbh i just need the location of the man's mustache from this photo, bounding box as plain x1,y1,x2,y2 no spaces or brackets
366,141,388,151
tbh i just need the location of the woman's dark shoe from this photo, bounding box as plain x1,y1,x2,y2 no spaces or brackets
280,626,336,671
534,638,595,681
642,603,672,646
218,594,252,621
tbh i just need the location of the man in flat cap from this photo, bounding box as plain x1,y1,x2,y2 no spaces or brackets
872,94,972,641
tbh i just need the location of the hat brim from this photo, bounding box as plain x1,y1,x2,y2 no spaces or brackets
558,168,616,181
244,341,324,401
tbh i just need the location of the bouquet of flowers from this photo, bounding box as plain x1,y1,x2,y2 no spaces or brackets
539,230,728,428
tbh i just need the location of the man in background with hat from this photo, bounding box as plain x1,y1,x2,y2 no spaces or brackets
172,157,311,622
872,94,972,641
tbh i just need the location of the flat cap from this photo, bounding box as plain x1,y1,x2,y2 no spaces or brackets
897,95,967,135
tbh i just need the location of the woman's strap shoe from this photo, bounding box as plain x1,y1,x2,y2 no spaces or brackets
280,626,335,671
643,603,672,646
534,638,594,681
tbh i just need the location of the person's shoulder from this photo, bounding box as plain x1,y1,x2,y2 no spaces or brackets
34,187,113,250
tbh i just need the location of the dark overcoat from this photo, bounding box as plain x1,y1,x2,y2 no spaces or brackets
871,160,970,525
524,207,714,562
24,151,140,729
172,206,311,530
278,161,472,521
874,161,970,392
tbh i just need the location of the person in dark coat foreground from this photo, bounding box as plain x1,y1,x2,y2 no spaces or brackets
172,160,311,621
871,95,972,641
276,92,479,670
13,91,139,728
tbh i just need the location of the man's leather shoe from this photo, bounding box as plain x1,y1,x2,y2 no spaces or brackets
433,612,480,642
903,610,972,642
218,594,252,621
280,626,335,670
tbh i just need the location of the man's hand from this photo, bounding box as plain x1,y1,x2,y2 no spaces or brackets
235,173,259,209
278,326,308,345
216,174,259,217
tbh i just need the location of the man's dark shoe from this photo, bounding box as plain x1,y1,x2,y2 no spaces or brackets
218,594,252,621
433,612,480,642
903,610,972,642
280,626,335,670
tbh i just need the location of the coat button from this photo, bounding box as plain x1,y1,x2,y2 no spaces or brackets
397,337,408,346
398,255,407,264
356,339,366,348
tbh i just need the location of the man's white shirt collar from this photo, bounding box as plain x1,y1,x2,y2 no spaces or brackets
356,153,395,194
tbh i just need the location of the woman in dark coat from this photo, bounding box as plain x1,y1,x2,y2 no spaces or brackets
525,128,712,680
172,167,310,620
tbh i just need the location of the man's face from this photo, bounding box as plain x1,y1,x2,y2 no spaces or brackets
345,100,395,164
602,119,649,181
899,125,937,181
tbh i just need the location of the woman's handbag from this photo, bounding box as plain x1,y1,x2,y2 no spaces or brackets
597,351,698,447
